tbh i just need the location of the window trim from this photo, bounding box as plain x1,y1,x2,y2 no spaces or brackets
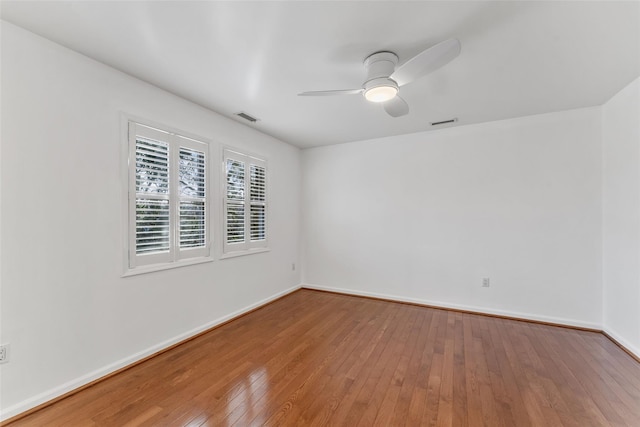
221,147,269,257
122,115,214,276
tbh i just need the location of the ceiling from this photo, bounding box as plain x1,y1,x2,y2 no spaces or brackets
1,1,639,148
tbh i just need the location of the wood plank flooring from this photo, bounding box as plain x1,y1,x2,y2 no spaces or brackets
7,289,640,426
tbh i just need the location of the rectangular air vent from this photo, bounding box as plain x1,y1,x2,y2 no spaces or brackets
430,118,458,126
235,112,259,123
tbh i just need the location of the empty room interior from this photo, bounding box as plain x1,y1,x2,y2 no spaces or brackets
1,1,640,426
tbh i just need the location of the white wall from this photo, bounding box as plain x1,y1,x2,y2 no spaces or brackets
302,108,603,328
0,21,301,419
602,76,640,357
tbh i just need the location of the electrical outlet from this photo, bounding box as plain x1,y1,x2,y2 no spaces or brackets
0,344,10,364
292,263,296,271
482,278,490,288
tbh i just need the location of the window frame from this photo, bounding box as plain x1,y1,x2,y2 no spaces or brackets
221,148,269,258
123,118,213,276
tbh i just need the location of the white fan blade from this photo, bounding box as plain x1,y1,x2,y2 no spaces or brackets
384,96,409,117
298,89,363,96
390,39,461,86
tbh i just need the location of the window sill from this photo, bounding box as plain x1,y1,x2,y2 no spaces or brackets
220,247,270,260
123,256,214,277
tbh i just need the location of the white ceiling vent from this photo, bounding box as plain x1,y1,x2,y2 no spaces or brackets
235,112,259,123
430,118,458,126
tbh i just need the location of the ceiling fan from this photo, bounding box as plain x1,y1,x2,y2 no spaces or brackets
298,39,461,117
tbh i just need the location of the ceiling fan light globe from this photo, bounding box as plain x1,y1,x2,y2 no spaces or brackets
364,85,398,103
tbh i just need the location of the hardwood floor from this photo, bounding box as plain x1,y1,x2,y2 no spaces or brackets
7,289,640,426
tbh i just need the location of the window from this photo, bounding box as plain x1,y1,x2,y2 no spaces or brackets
223,149,268,255
127,121,211,273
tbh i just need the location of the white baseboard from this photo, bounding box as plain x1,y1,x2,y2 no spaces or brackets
603,327,640,360
302,283,602,330
0,284,302,422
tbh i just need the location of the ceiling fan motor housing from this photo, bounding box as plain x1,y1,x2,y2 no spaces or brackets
364,51,398,80
363,51,399,101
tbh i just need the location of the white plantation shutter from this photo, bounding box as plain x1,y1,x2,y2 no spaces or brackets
177,137,208,259
225,158,246,244
223,149,267,254
135,137,171,255
130,125,173,266
250,165,266,241
128,122,210,270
